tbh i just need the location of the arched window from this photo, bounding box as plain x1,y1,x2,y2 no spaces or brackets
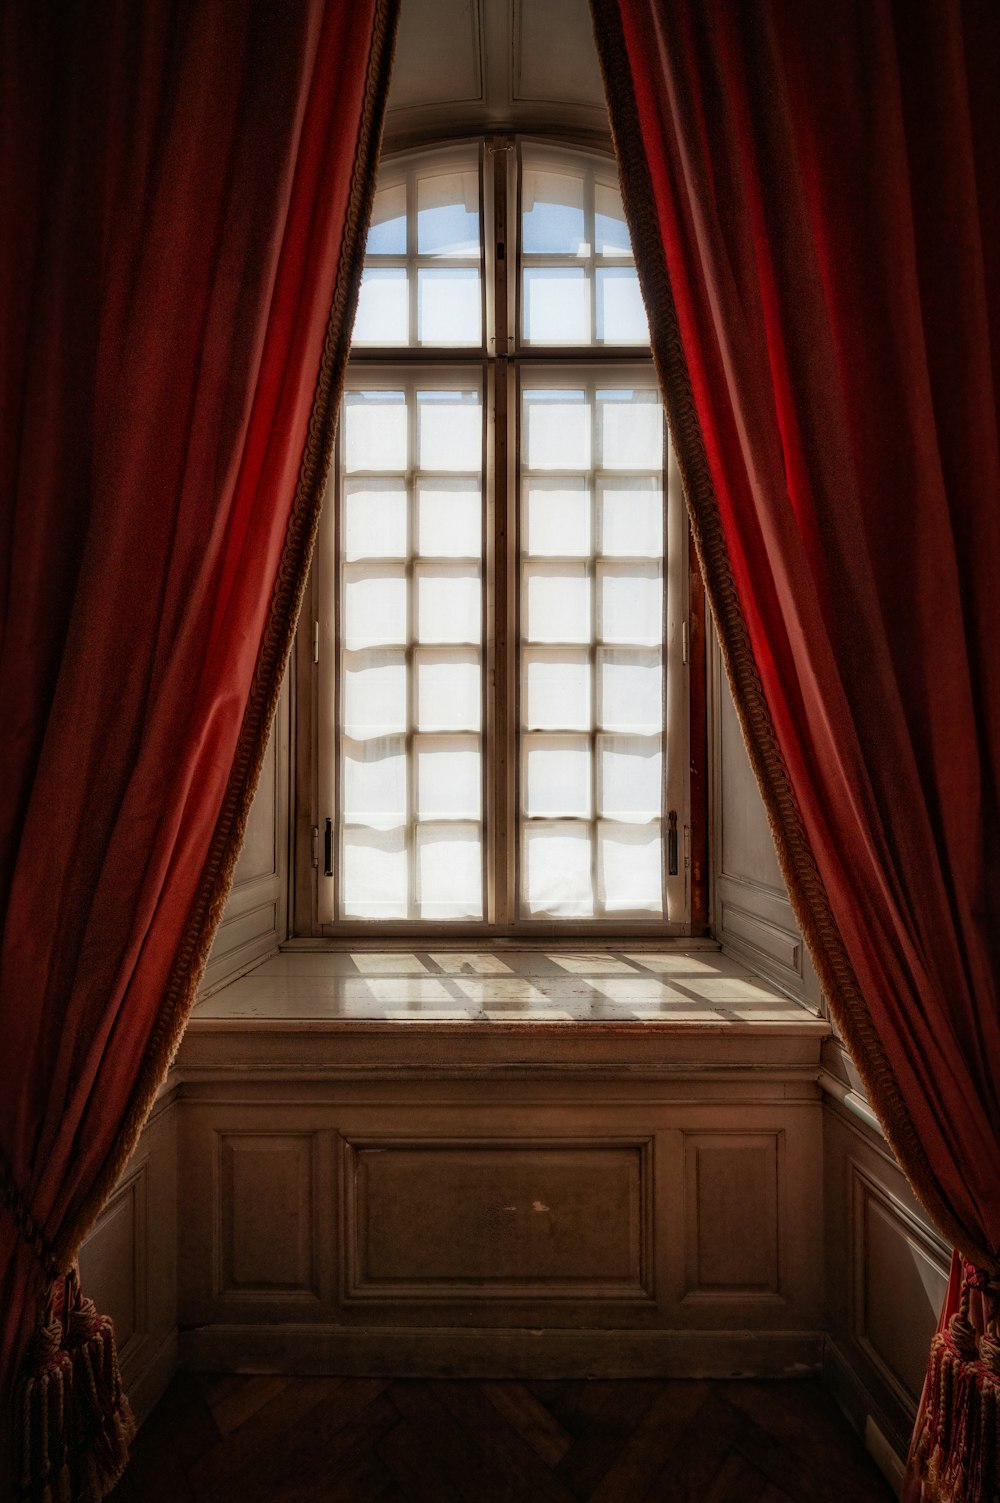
304,139,694,935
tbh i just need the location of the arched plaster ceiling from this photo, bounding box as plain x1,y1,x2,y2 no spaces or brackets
383,0,611,148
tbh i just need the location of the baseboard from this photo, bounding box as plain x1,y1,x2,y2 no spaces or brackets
823,1337,907,1499
179,1324,823,1380
126,1329,179,1427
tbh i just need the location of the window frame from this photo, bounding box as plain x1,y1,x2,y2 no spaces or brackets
292,133,707,940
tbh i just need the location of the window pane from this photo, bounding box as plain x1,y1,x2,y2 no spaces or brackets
597,734,662,821
524,478,591,556
523,649,591,730
523,390,589,470
344,479,407,560
343,649,407,738
522,168,586,254
366,183,406,255
342,736,406,828
343,567,407,649
523,734,591,818
416,649,481,731
598,390,662,470
416,735,481,820
596,269,648,344
523,823,593,917
418,268,481,345
417,169,479,256
523,563,591,643
417,564,481,643
595,182,631,256
598,562,662,645
599,649,662,734
417,390,482,471
344,391,407,472
598,477,662,557
523,267,589,344
342,827,408,918
417,479,481,557
417,824,482,919
353,267,409,346
597,823,662,914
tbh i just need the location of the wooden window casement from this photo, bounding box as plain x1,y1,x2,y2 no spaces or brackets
293,137,708,939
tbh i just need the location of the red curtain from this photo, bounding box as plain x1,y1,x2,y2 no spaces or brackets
0,1,396,1494
591,0,999,1495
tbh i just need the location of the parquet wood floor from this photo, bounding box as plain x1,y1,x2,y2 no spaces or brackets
109,1374,895,1502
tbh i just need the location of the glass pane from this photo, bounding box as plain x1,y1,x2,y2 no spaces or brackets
595,182,631,256
417,169,479,256
366,183,406,255
342,826,407,918
416,735,481,819
523,563,590,643
343,567,407,649
344,391,407,472
344,479,407,560
417,479,481,557
596,268,648,343
523,649,591,730
417,824,482,919
523,822,593,917
523,478,590,557
416,564,481,643
598,478,662,557
523,734,591,818
417,391,482,472
523,267,588,344
598,390,661,470
598,734,662,821
597,823,662,914
417,268,481,345
523,390,589,470
342,736,406,827
353,267,409,346
599,649,662,734
522,167,586,254
598,562,662,645
416,649,481,731
343,649,407,738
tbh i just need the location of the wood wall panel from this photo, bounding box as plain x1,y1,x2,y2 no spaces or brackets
852,1164,949,1408
79,1166,147,1359
823,1094,950,1478
202,678,289,994
683,1132,780,1298
343,1138,650,1301
219,1131,318,1298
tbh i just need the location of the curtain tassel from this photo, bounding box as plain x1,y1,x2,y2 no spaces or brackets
912,1272,1000,1503
17,1270,135,1503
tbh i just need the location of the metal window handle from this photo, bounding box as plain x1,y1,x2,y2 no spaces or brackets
323,818,333,878
667,809,678,876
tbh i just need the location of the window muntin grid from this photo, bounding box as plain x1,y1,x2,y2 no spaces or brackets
352,148,484,349
519,143,648,347
338,378,485,920
320,139,686,933
519,380,665,919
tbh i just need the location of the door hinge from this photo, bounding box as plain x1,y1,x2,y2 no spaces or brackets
681,620,689,666
311,825,319,869
313,620,320,664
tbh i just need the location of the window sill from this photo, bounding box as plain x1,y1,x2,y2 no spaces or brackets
182,945,829,1076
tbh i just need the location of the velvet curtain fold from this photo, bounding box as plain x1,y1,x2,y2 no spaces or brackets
590,1,1000,1497
0,2,397,1495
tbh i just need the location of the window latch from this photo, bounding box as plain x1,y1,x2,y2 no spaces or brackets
667,809,679,876
323,817,333,878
